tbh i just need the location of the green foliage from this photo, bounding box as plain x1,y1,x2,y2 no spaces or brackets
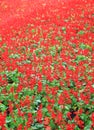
34,48,42,56
84,120,91,130
47,79,60,87
62,62,67,67
69,80,75,88
61,26,66,34
80,113,91,130
9,53,20,59
50,119,57,130
80,43,92,50
74,55,87,64
4,69,21,84
31,123,44,130
42,107,50,116
0,103,7,112
50,46,56,56
77,30,85,35
74,126,80,130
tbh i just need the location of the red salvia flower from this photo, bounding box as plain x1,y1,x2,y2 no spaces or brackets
0,113,6,127
36,109,43,123
37,81,42,92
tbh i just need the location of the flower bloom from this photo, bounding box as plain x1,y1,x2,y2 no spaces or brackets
36,109,42,123
0,113,6,127
91,113,94,121
66,124,75,130
17,124,23,130
91,113,94,127
45,126,51,130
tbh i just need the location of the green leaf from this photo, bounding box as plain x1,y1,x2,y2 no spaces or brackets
31,29,36,33
50,119,56,130
70,80,75,88
53,103,60,111
50,46,56,57
84,120,91,130
77,30,85,35
80,113,89,122
6,116,13,123
80,43,92,50
16,117,23,126
61,27,66,34
35,48,42,56
50,51,56,57
9,53,20,59
74,126,80,130
23,59,31,64
80,43,87,49
6,84,12,91
57,46,62,53
42,108,50,116
0,104,7,112
51,46,56,51
62,27,66,31
31,123,44,130
5,69,20,84
41,97,48,107
71,96,77,104
48,79,60,87
22,88,34,96
62,62,67,67
74,55,87,63
8,93,15,102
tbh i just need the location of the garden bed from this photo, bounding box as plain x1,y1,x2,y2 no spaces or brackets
0,0,94,129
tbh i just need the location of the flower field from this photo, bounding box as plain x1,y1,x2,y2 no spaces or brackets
0,0,94,129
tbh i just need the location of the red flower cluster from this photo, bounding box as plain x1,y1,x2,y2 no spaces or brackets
0,113,6,128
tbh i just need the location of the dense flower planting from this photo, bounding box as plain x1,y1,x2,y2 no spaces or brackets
0,0,94,129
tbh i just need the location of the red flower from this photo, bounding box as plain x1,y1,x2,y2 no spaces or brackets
0,113,6,127
58,94,64,105
67,112,72,120
17,124,23,130
51,111,56,119
16,85,23,93
56,111,62,124
91,113,94,121
36,109,42,123
44,117,50,126
66,123,75,130
45,126,51,130
37,81,42,92
8,101,13,114
77,119,84,129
